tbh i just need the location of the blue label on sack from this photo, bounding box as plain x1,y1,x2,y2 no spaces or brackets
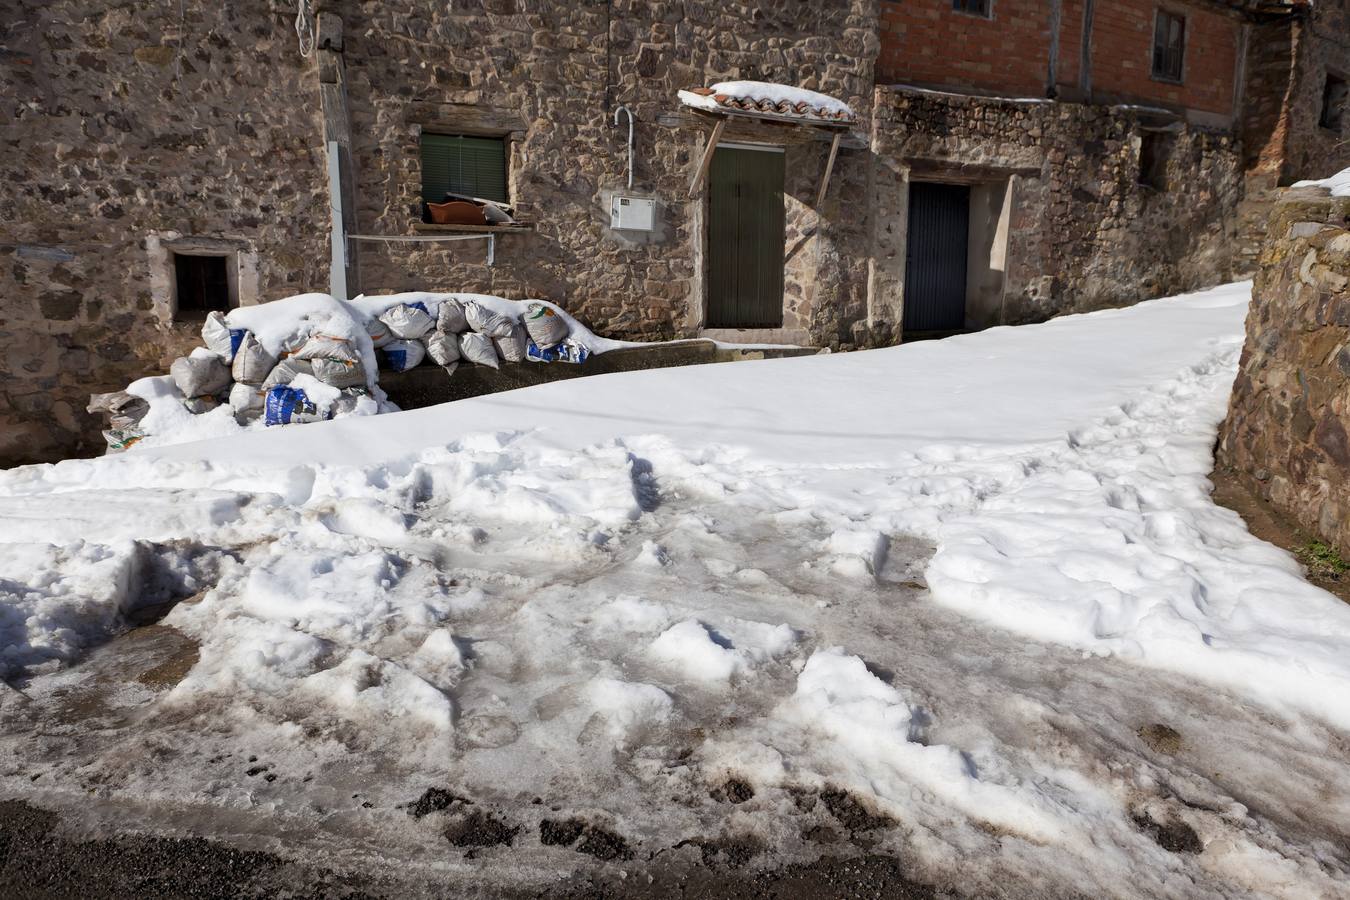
228,329,247,359
264,386,315,426
379,347,409,372
526,339,589,364
408,302,429,315
526,340,555,363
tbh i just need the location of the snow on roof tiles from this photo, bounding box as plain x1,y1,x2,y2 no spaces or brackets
678,81,856,125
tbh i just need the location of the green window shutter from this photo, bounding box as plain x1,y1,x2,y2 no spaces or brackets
420,134,508,203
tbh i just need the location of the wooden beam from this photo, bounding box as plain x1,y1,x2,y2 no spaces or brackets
816,131,842,208
688,117,726,198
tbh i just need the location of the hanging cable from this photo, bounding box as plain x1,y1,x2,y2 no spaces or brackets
295,0,315,58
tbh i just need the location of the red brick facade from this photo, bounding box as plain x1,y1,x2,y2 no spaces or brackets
878,0,1055,98
1085,0,1238,115
879,0,1239,118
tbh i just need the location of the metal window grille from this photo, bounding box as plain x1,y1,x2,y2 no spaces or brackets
1152,11,1186,82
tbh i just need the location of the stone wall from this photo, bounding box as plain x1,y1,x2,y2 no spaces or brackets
1218,183,1350,557
866,86,1243,336
335,0,879,349
0,0,330,467
1281,0,1350,184
0,0,1317,469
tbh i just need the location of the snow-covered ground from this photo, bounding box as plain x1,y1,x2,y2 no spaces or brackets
3,281,1350,897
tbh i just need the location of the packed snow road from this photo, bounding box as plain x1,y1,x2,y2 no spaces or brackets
2,282,1349,898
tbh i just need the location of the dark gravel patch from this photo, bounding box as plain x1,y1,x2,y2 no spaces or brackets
1132,811,1203,854
0,799,378,900
442,810,519,849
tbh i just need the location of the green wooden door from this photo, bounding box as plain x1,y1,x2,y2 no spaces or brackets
707,147,785,328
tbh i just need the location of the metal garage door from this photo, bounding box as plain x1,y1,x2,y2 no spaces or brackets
904,182,970,333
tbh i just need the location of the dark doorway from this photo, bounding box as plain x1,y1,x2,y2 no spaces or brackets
904,182,970,333
707,146,785,329
174,253,231,317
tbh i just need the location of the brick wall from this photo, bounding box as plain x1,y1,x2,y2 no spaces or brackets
877,0,1054,97
1088,0,1238,116
879,1,1242,117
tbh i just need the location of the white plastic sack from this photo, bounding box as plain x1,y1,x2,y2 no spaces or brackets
458,331,499,369
311,357,367,388
201,311,245,361
182,395,220,415
293,333,360,363
522,302,569,349
437,298,468,334
464,300,515,338
87,391,149,423
293,333,366,388
425,331,461,367
170,354,231,398
331,388,376,418
379,303,435,340
261,357,315,391
231,332,277,385
366,317,394,349
379,339,426,373
494,323,527,363
228,382,265,420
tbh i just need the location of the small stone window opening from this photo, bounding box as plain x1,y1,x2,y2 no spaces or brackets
1320,73,1347,132
952,0,992,18
1138,131,1174,191
173,253,233,318
420,133,509,209
1152,10,1186,83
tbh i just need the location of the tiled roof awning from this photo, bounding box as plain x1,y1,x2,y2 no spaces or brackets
678,81,857,128
678,81,856,203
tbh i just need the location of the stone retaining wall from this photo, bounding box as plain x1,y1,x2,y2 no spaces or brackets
1218,183,1350,556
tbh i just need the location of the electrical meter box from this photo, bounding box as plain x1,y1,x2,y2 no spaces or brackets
610,195,656,231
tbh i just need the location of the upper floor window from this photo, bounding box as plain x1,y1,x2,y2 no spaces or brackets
420,133,509,204
953,0,992,18
1152,10,1186,83
1320,73,1347,131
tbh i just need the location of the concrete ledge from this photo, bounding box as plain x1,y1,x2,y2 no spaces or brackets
381,339,819,410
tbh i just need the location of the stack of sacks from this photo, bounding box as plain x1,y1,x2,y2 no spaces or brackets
88,292,594,453
368,297,585,375
201,308,377,427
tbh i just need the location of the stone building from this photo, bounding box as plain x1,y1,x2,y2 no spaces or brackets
2,0,1347,466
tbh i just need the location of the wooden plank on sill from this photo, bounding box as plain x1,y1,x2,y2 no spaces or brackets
412,223,534,234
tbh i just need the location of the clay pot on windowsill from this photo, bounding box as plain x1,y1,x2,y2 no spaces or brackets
427,201,488,226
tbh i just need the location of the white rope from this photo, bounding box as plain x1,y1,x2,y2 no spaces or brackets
295,0,315,58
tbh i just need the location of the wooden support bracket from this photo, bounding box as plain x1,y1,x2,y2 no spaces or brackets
688,117,726,198
816,130,842,208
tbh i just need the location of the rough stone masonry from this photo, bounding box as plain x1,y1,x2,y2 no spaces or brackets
1219,182,1350,558
1,1,1343,467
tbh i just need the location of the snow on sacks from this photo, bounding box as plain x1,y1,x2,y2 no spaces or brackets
85,290,607,451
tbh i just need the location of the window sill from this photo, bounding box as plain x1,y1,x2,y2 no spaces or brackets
413,222,534,234
1149,74,1185,86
